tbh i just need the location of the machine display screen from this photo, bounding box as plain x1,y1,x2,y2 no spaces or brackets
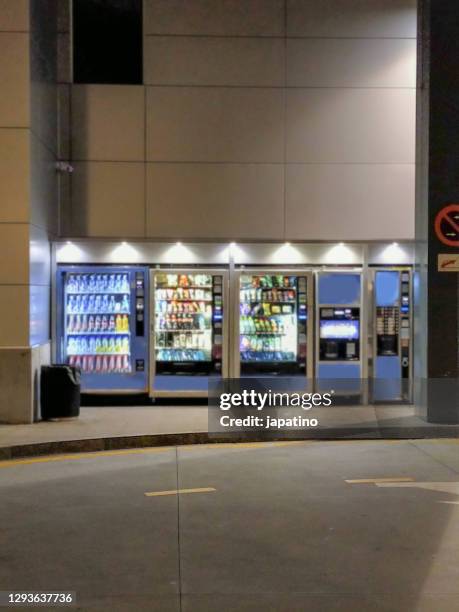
320,320,359,340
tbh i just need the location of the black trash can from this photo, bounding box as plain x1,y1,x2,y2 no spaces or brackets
41,365,81,420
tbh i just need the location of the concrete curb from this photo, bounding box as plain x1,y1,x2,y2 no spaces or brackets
0,426,458,460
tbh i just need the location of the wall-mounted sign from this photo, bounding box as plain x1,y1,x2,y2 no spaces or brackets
434,204,459,247
438,254,459,272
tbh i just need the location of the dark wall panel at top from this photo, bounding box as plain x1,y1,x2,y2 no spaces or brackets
73,0,142,84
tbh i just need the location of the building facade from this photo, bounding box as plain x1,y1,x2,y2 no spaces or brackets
0,0,418,422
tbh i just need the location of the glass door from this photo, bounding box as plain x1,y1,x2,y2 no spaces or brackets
239,273,308,376
64,271,132,374
154,272,223,375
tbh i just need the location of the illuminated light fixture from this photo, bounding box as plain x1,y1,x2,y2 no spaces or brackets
273,241,301,264
111,241,139,262
324,242,355,264
58,241,84,262
166,241,194,262
382,242,404,264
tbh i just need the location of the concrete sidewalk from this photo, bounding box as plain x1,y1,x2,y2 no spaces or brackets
0,404,458,459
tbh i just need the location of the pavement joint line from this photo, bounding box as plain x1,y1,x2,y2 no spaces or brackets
345,477,415,484
145,487,216,497
408,439,459,476
180,441,310,450
0,447,173,468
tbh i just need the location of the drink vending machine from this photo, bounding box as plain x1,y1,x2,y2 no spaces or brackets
233,270,313,382
371,268,412,401
316,272,363,394
56,265,149,392
150,269,228,397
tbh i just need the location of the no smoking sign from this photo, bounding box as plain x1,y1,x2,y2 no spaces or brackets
434,204,459,247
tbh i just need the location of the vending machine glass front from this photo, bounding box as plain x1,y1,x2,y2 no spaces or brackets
64,271,132,375
239,274,307,376
154,272,223,380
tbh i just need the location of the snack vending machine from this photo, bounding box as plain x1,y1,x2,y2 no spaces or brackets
316,272,363,393
150,269,228,397
233,270,313,381
56,265,149,392
372,268,412,401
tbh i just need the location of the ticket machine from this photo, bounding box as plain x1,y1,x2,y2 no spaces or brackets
316,272,363,394
371,268,412,401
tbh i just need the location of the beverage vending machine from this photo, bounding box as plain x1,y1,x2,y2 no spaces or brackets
371,268,412,401
233,270,313,382
56,265,149,392
150,269,228,397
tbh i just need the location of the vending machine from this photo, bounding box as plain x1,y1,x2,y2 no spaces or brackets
233,270,313,381
56,265,149,393
316,272,363,393
150,269,228,397
371,268,412,401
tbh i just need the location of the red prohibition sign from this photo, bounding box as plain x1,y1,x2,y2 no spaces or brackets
434,204,459,247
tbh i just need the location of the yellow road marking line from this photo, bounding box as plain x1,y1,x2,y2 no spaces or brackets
0,446,173,468
345,477,415,484
145,487,216,497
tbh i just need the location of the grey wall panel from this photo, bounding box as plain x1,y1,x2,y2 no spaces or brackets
144,0,285,36
57,32,70,83
0,0,29,31
30,284,50,345
71,162,146,237
0,286,29,346
144,36,285,87
30,134,58,235
29,224,51,287
0,129,29,222
0,224,29,285
286,0,417,38
287,38,416,87
146,87,284,163
71,85,145,162
146,163,284,239
285,163,415,240
286,88,415,163
30,0,58,156
57,84,70,159
0,33,29,126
